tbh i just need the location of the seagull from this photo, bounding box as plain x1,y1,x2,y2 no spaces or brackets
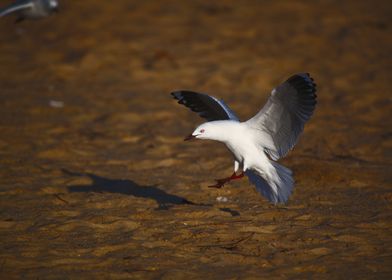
0,0,59,22
171,73,317,204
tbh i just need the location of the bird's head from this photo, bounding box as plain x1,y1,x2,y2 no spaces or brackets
184,122,220,141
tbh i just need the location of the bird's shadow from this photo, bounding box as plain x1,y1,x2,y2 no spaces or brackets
63,169,202,210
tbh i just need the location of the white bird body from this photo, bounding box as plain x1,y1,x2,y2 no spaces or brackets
172,73,317,204
193,120,286,202
198,121,267,171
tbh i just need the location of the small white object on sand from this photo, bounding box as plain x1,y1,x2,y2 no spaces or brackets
49,100,64,108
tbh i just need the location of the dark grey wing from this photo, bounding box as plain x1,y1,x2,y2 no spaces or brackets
171,90,239,121
246,73,317,160
0,2,33,17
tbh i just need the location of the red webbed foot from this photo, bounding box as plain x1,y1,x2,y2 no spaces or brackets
208,172,244,188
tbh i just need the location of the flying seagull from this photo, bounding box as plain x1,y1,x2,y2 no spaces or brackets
171,73,317,204
0,0,59,22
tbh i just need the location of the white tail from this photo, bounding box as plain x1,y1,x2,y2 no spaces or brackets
246,162,294,204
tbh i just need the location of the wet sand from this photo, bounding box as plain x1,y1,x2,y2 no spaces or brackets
0,0,391,278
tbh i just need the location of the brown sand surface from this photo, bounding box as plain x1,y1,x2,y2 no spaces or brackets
0,0,391,278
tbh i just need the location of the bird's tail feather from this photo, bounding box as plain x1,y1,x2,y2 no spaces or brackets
245,162,294,204
271,161,294,203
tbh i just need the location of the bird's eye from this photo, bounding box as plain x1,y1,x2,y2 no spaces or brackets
200,129,205,133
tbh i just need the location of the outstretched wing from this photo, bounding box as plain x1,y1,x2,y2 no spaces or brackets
0,2,33,17
246,73,317,160
171,90,239,121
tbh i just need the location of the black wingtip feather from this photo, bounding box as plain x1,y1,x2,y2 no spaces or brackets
287,73,317,96
170,90,235,121
286,73,317,120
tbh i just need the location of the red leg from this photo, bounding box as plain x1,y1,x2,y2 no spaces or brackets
208,172,244,188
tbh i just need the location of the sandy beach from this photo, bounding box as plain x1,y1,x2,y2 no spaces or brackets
0,0,391,278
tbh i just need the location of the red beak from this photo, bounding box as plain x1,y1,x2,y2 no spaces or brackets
184,134,196,141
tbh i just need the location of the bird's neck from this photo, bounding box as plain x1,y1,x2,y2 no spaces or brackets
206,121,242,143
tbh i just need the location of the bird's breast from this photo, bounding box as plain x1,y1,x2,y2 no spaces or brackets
224,136,259,164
